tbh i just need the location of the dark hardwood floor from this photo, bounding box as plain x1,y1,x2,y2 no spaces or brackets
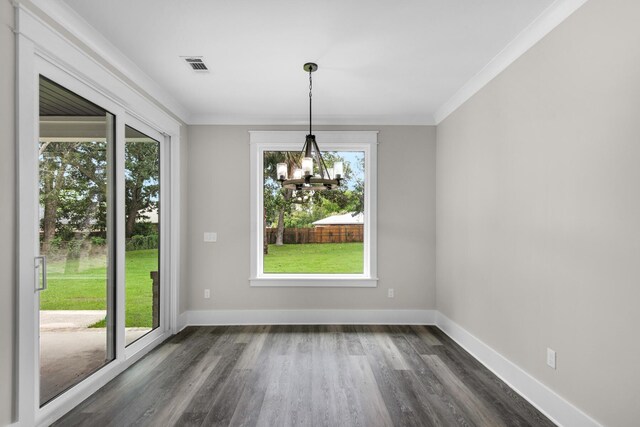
54,325,555,427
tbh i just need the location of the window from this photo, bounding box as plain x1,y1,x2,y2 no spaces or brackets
250,131,378,287
38,75,116,405
124,125,161,346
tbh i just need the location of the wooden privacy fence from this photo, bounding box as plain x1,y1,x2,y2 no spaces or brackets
266,225,363,244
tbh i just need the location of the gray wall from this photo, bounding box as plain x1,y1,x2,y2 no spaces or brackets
436,0,640,425
1,0,15,424
186,125,436,311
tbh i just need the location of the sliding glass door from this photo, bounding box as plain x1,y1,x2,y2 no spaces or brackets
38,76,115,405
35,75,167,408
17,24,179,423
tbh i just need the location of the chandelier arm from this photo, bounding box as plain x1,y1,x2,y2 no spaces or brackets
313,138,332,179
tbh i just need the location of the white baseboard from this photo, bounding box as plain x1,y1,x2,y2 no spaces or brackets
435,312,601,427
177,311,188,332
184,309,435,326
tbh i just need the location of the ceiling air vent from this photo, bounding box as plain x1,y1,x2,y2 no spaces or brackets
182,57,209,72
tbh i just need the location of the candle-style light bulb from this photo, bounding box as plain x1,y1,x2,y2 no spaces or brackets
276,163,288,180
293,168,303,179
302,157,313,176
333,161,343,179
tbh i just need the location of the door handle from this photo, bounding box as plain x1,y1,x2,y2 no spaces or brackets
35,256,47,292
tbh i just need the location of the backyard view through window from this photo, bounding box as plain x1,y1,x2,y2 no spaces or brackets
37,75,164,405
124,126,160,346
38,76,115,404
263,150,365,274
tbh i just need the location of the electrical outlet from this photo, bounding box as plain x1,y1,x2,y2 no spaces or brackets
388,288,395,298
204,232,217,242
546,348,556,369
204,289,210,299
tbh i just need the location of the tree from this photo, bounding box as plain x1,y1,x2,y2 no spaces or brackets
124,141,160,239
263,151,300,245
39,141,107,252
40,141,70,253
39,140,110,274
262,150,365,250
38,137,160,262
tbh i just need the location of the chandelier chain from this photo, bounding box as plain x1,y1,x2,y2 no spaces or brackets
309,70,313,135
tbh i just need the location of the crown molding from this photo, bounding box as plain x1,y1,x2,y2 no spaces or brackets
433,0,590,125
27,0,191,124
188,113,436,126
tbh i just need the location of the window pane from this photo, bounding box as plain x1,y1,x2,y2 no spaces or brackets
124,126,160,346
38,76,115,405
262,150,365,274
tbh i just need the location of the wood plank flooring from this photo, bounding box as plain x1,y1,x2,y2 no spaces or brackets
54,325,555,427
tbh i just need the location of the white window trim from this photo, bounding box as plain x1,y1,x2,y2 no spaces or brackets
249,131,378,287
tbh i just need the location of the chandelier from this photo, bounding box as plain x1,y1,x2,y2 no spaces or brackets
277,63,343,191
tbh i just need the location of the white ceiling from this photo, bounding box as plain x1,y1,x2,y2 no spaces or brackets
61,0,557,125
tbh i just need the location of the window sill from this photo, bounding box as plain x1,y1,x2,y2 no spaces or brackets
249,276,378,288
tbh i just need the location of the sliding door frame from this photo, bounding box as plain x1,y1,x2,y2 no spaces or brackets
122,116,170,357
16,5,181,426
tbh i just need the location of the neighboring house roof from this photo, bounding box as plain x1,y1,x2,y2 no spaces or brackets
312,212,364,226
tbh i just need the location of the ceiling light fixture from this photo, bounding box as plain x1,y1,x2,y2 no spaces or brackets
277,63,343,191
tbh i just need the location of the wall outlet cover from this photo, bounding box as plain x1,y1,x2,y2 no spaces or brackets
546,348,556,369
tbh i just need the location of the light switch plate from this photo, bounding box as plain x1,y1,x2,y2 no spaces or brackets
204,232,217,242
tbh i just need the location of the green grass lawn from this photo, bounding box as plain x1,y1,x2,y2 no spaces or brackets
40,249,158,328
42,243,361,327
263,243,364,274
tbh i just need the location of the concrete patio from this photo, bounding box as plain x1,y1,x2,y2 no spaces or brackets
40,310,150,404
